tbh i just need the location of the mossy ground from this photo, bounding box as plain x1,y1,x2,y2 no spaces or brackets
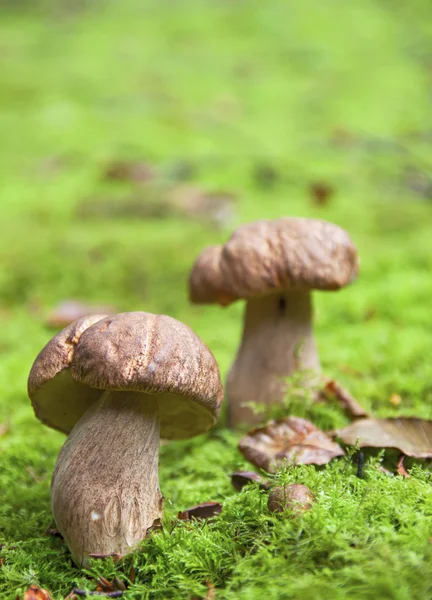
1,1,432,598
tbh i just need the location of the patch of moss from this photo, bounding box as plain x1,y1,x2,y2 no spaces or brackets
1,0,432,598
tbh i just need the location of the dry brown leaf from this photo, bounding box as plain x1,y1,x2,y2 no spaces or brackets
44,524,63,539
396,455,409,478
267,484,315,515
128,567,136,584
238,417,345,472
46,301,115,329
178,502,222,521
23,586,52,600
320,379,369,419
231,471,269,491
335,418,432,458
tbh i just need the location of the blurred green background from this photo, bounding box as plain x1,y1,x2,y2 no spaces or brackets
0,1,431,598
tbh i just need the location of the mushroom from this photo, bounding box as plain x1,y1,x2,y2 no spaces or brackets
189,218,359,426
28,312,223,566
267,484,315,515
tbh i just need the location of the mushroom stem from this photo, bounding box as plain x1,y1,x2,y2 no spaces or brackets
51,390,163,566
226,289,320,426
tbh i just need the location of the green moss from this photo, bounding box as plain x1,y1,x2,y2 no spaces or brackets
1,0,432,598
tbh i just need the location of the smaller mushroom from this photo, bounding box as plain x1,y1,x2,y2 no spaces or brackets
189,217,359,426
268,484,315,515
28,312,223,566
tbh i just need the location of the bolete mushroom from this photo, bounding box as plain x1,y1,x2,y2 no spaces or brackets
267,484,315,515
189,218,359,426
28,312,223,566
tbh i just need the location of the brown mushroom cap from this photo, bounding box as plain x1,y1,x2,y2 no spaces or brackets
189,218,359,305
28,312,223,440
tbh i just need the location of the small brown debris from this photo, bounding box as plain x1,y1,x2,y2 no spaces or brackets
396,455,409,478
46,301,115,329
309,182,334,206
113,578,126,592
147,517,163,534
239,417,345,472
390,394,402,407
0,423,8,437
128,567,136,584
96,577,114,593
231,471,270,491
102,160,155,184
178,502,222,521
44,524,63,539
335,418,432,458
23,586,52,600
320,379,369,419
268,484,315,515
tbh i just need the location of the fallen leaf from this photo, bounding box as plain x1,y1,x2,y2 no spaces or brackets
319,379,369,419
238,417,345,472
396,455,409,478
46,301,115,329
113,578,126,592
390,394,402,406
147,517,163,534
178,502,222,521
44,524,63,539
102,160,155,184
23,586,52,600
335,418,432,458
231,471,270,491
267,484,315,514
309,182,334,206
96,577,115,593
128,567,136,584
94,576,126,594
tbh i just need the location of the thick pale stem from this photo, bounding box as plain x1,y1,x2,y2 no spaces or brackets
51,391,162,566
226,289,320,426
